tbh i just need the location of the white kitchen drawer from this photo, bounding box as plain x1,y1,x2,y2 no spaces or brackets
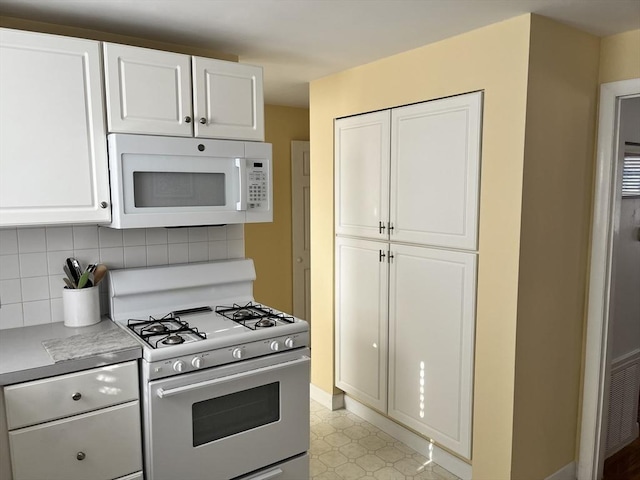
5,361,138,429
9,400,142,480
238,453,309,480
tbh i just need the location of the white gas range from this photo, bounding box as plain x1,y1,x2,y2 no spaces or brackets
108,259,310,480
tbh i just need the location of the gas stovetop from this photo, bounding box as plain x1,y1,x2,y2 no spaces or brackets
108,260,309,374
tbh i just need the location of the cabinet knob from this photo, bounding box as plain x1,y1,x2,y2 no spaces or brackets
199,117,207,125
71,392,82,401
99,201,108,209
184,116,192,123
76,452,86,461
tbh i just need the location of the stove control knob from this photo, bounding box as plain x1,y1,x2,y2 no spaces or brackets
284,337,295,348
232,348,243,359
270,341,281,351
191,357,203,369
173,360,186,372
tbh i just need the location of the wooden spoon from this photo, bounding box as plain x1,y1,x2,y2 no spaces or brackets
93,264,108,285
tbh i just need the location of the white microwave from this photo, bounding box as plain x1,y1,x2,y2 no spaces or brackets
106,134,272,228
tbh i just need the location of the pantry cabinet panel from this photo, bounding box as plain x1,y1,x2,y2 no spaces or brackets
335,237,388,411
103,43,193,136
335,111,390,240
0,28,110,226
387,244,476,459
193,57,264,141
390,92,482,249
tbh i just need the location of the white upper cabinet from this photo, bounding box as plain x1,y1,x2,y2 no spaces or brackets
390,93,482,249
335,111,390,240
193,57,264,141
104,44,264,141
387,244,477,459
0,28,110,226
103,43,193,136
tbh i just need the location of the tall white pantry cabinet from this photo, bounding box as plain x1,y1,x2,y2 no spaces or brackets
334,92,482,459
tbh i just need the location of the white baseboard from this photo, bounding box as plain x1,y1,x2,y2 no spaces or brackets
343,395,472,480
309,383,344,410
545,461,576,480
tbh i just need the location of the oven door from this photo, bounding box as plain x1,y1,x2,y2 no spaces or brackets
145,349,310,480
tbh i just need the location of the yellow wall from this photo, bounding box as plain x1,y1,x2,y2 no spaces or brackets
310,15,532,479
245,105,310,312
599,29,640,84
512,16,600,479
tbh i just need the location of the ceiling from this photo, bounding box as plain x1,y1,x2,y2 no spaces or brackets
1,0,639,107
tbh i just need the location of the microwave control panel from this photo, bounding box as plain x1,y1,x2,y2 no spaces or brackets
247,161,269,210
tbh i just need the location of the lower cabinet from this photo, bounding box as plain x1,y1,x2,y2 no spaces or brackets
335,237,477,459
4,361,143,480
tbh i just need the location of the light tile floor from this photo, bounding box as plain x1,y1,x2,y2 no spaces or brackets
310,400,462,480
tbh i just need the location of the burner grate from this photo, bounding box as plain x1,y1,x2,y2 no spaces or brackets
215,302,294,330
127,313,207,348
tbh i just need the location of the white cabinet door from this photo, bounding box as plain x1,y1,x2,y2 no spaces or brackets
335,111,390,240
390,92,482,250
335,236,388,411
103,43,193,136
193,57,264,141
387,244,476,459
0,28,110,226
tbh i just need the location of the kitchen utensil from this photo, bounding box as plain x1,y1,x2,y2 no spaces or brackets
65,258,80,285
93,264,108,285
77,269,91,289
63,277,75,289
70,258,83,282
63,264,77,288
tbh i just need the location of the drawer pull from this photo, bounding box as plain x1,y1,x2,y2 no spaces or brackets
71,392,82,401
76,452,86,461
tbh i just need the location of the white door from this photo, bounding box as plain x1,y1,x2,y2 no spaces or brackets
390,92,482,250
0,28,110,226
103,43,193,136
335,111,391,240
292,141,311,322
335,236,388,412
193,57,264,141
387,243,476,459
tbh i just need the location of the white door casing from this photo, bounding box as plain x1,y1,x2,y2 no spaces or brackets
292,140,311,321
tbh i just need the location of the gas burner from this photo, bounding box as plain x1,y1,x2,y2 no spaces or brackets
234,310,255,321
162,334,185,345
255,318,276,328
145,323,169,334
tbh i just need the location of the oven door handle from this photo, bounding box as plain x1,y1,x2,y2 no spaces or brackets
243,467,283,480
155,356,310,399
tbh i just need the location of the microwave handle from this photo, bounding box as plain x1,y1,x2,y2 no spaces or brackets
236,157,247,211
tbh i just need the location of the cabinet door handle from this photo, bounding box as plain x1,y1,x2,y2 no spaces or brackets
379,250,386,262
199,117,207,125
388,251,394,263
76,452,86,461
184,116,192,123
99,201,108,209
379,222,386,234
388,223,394,234
71,392,82,401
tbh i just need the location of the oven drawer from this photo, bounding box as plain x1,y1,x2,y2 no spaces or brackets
237,453,309,480
5,361,139,429
9,400,142,480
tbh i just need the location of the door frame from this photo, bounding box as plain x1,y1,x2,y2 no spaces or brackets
577,77,640,480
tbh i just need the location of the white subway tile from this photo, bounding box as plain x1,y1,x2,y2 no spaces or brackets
73,225,99,249
208,226,227,241
49,275,66,299
99,226,124,247
23,300,51,326
188,242,208,263
0,254,20,280
168,243,189,264
0,279,22,304
21,276,50,302
123,229,147,246
146,228,168,245
0,229,18,255
50,298,64,323
227,239,245,259
46,227,73,251
208,241,228,261
19,252,48,277
167,228,188,244
73,249,100,270
47,250,74,275
17,228,46,253
188,227,208,242
0,303,23,329
147,245,168,266
226,224,244,240
100,247,125,269
124,246,147,268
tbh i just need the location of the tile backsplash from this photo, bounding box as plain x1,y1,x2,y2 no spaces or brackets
0,224,244,329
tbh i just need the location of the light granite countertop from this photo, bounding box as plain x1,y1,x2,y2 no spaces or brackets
0,318,141,386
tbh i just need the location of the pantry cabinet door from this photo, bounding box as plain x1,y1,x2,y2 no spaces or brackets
335,111,391,240
0,28,110,226
193,57,264,141
388,244,476,459
390,92,482,250
103,43,193,136
335,236,388,411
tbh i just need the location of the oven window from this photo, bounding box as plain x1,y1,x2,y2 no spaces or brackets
192,382,280,446
133,171,226,207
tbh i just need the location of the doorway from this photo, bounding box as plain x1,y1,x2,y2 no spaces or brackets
578,79,640,480
291,140,311,324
